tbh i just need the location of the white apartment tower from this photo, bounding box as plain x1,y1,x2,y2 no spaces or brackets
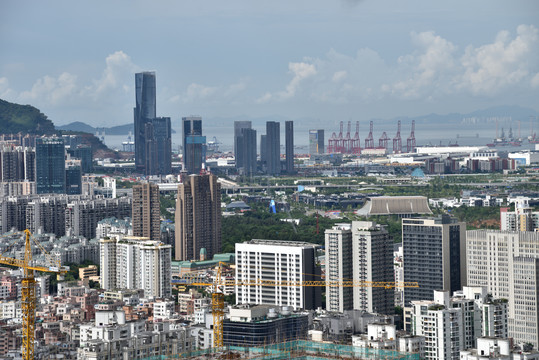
100,236,172,298
411,290,464,360
235,240,321,310
324,224,353,312
500,200,539,231
467,230,539,348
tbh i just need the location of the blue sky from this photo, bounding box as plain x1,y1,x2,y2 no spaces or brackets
1,0,538,128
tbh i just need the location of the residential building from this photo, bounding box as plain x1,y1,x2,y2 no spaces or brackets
265,121,280,175
132,183,160,241
460,337,539,360
260,134,267,166
0,145,35,182
309,129,325,155
235,239,321,310
234,120,252,169
352,322,425,358
35,137,65,194
100,236,172,298
182,116,205,174
324,224,353,312
235,125,257,176
352,221,394,315
175,173,221,261
411,290,464,360
500,199,539,231
402,216,466,306
285,120,294,174
467,230,539,348
144,117,172,175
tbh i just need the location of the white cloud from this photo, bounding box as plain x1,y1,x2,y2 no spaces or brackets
93,51,139,96
332,71,347,82
183,83,218,103
0,77,15,99
532,73,539,88
260,62,317,102
456,24,539,94
19,72,79,105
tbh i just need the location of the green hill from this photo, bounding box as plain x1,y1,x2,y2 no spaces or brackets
0,99,57,135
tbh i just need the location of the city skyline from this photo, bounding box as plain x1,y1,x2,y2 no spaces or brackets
1,1,538,129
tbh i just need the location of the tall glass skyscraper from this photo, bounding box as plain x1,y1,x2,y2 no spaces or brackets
266,121,280,176
134,72,172,175
182,116,205,174
36,137,65,194
285,120,294,174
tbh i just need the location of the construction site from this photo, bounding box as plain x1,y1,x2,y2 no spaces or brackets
327,120,416,154
142,341,422,360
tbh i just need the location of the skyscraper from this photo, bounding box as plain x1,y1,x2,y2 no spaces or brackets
309,129,324,155
134,72,156,173
134,72,172,175
285,121,294,174
402,216,466,307
132,183,161,241
265,121,280,176
325,224,353,312
35,137,65,194
175,173,221,261
234,121,252,164
260,135,267,166
236,127,257,176
182,116,205,174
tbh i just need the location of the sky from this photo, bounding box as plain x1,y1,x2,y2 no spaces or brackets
1,0,539,130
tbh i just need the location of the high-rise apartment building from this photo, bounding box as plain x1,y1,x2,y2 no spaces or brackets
265,121,280,175
175,173,221,261
134,72,172,175
467,230,539,348
182,116,205,174
285,121,294,174
309,129,324,155
100,236,171,298
132,183,161,241
235,240,321,310
500,200,539,231
325,224,353,312
0,145,35,182
324,221,394,314
35,137,65,194
134,72,156,173
260,135,267,165
352,221,394,315
402,216,466,306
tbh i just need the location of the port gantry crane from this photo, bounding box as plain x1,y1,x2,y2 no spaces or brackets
172,262,419,348
0,230,68,360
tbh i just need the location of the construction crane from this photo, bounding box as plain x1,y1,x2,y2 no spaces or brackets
0,230,68,360
172,262,419,348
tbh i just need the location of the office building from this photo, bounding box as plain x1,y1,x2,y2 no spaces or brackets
352,221,394,315
309,129,324,155
402,216,466,306
260,135,267,165
35,137,65,194
236,127,257,176
235,239,321,310
100,236,172,298
467,230,539,348
265,121,280,175
144,117,172,175
134,72,156,173
0,145,35,182
67,145,93,174
223,305,309,347
132,183,161,241
285,120,294,174
325,224,353,312
234,121,252,161
182,116,205,174
65,163,82,195
175,173,221,261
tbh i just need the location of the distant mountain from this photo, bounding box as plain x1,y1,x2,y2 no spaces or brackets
0,99,57,135
58,122,175,135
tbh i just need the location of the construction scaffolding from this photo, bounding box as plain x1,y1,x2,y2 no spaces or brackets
146,340,421,360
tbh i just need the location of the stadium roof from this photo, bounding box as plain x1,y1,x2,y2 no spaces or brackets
355,196,432,216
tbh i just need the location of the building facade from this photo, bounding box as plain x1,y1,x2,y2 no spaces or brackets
265,121,280,176
182,116,205,174
285,120,294,174
309,129,324,155
132,183,161,241
235,125,257,177
467,230,539,348
175,173,221,261
325,224,353,312
235,239,321,310
36,137,65,194
134,72,156,174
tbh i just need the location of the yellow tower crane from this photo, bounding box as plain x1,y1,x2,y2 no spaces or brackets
173,262,419,348
0,230,68,360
